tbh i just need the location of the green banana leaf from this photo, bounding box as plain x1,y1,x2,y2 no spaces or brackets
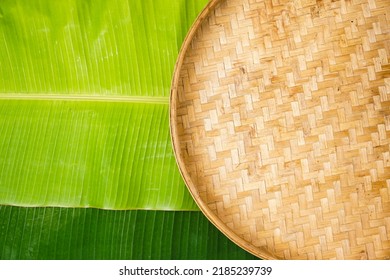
0,0,259,259
0,206,257,260
0,100,200,210
0,0,208,210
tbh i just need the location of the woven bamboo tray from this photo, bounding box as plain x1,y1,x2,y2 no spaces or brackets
170,0,390,259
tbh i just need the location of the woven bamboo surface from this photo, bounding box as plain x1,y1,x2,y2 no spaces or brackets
170,0,390,259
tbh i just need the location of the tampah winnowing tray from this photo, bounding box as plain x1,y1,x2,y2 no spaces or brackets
170,0,390,259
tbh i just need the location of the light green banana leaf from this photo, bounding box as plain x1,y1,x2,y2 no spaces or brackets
0,0,258,259
0,0,204,210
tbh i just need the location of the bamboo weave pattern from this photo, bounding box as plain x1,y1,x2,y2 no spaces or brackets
172,0,390,259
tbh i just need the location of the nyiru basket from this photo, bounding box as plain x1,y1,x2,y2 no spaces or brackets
170,0,390,259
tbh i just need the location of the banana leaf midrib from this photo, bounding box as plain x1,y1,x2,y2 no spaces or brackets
0,94,170,104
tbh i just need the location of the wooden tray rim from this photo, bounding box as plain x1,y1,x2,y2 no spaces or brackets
170,0,278,260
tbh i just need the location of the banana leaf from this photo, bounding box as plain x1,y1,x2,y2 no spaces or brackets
0,0,209,210
0,100,202,209
0,205,257,260
0,0,259,259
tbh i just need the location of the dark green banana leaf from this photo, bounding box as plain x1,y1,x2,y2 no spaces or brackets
0,206,257,260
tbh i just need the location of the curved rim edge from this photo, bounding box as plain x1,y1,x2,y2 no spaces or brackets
169,0,279,260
